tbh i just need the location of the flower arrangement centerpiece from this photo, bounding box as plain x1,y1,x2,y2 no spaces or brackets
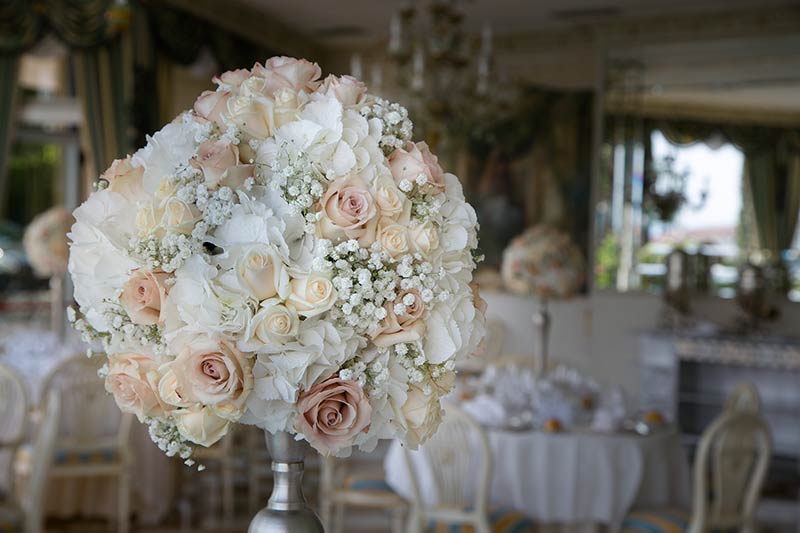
68,57,485,472
24,206,74,336
24,206,73,278
501,225,583,375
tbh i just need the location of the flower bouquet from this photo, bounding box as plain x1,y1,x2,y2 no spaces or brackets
68,57,485,463
24,206,73,278
500,225,583,375
24,206,74,336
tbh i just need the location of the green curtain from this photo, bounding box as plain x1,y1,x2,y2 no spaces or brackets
0,55,20,218
75,38,131,176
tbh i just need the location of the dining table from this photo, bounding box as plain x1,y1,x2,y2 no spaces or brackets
384,418,690,530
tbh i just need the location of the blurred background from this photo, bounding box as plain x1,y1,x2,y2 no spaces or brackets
0,0,798,532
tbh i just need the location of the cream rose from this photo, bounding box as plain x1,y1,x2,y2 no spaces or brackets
319,74,367,106
157,368,192,409
286,273,336,318
317,175,378,245
295,377,372,455
104,353,164,420
377,219,409,258
102,157,144,200
167,338,253,420
225,95,274,140
161,197,201,234
174,405,230,447
388,141,446,193
190,139,239,187
250,299,299,346
372,178,408,218
136,202,163,237
193,90,231,130
236,244,290,301
408,220,440,256
119,269,171,325
396,384,442,447
273,87,301,129
371,290,427,347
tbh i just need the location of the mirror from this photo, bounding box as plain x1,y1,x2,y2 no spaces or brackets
593,34,800,301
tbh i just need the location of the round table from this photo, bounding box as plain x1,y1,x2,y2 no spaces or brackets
384,425,690,529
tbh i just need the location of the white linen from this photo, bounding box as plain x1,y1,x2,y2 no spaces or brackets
0,325,173,524
384,427,690,528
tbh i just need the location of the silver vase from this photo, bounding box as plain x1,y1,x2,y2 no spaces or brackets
248,430,325,533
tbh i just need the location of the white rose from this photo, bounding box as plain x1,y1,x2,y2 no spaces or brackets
377,219,409,258
246,299,299,347
408,220,440,257
236,244,290,301
174,405,231,447
393,383,447,448
136,202,163,236
286,273,336,318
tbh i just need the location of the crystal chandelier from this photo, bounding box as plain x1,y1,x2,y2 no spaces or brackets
352,0,497,144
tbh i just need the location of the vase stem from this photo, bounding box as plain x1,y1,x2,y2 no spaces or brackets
248,430,325,533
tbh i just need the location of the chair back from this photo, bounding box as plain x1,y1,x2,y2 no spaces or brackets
690,383,771,532
40,356,132,451
404,406,492,514
22,391,60,533
0,363,28,495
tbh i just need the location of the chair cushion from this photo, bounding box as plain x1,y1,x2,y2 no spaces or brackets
343,476,396,493
622,508,690,533
428,507,537,533
17,443,119,466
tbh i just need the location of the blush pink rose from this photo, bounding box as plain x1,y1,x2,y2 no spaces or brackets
371,289,427,348
317,176,378,245
388,141,446,193
213,68,251,88
319,74,367,106
104,352,165,420
194,90,232,130
295,377,372,455
190,139,240,187
252,56,322,95
119,269,171,325
101,156,144,200
168,338,253,420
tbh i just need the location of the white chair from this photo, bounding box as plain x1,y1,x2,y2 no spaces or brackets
404,407,492,533
26,356,134,533
623,382,772,533
1,392,61,533
319,454,407,533
0,363,28,502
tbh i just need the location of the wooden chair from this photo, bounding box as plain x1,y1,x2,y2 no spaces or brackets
19,356,134,533
623,382,772,533
0,363,28,503
319,454,407,533
1,392,60,533
402,407,535,533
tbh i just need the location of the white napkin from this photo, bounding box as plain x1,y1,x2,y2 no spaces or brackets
461,394,508,427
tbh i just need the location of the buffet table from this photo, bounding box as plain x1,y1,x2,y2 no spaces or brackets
385,424,689,529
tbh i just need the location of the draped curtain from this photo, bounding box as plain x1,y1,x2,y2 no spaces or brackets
644,118,800,257
0,0,130,192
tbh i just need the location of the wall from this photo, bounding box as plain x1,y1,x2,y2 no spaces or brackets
483,289,800,407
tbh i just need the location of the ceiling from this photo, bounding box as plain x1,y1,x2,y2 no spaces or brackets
238,0,798,46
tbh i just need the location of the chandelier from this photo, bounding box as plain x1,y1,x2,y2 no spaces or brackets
351,0,501,144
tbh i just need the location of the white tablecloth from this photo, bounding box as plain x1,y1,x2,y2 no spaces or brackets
0,325,173,524
385,426,690,528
